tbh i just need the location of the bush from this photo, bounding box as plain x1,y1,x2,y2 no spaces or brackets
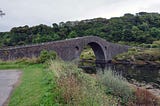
128,47,137,51
151,44,159,48
153,40,160,47
98,70,135,105
38,50,58,63
140,44,151,48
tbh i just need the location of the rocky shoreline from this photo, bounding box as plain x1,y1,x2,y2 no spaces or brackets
112,59,160,68
111,59,160,99
130,79,160,98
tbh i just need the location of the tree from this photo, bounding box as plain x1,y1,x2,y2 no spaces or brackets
150,27,160,39
1,12,160,47
68,31,77,38
0,9,5,17
52,23,59,32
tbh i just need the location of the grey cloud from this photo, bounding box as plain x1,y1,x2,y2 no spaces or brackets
0,0,160,32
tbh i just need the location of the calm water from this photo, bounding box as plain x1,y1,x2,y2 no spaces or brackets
79,60,160,89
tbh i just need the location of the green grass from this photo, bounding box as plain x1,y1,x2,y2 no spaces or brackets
0,62,50,106
48,60,118,106
0,59,137,106
0,62,24,69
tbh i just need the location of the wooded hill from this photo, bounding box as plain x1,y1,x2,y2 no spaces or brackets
1,12,160,48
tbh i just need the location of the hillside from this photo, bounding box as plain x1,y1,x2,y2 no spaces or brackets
0,12,160,48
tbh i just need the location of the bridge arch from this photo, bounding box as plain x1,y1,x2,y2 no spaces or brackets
76,41,107,62
83,42,106,61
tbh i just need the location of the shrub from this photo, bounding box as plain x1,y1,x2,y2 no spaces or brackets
98,70,135,105
140,44,151,48
128,47,137,51
38,50,58,63
153,40,160,47
151,44,159,48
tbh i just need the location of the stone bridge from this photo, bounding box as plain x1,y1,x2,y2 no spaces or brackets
0,36,129,62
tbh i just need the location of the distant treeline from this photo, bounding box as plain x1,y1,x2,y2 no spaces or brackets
1,12,160,47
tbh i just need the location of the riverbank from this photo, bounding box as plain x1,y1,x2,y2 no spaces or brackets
111,48,160,102
130,79,160,98
112,48,160,67
0,56,160,105
130,83,160,105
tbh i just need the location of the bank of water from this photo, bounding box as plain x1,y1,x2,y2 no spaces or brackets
79,60,160,95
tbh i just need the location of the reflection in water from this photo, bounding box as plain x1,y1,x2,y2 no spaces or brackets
79,60,160,89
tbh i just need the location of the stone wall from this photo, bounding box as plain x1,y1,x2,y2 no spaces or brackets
0,36,129,61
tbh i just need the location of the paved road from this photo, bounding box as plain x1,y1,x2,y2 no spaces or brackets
0,70,21,106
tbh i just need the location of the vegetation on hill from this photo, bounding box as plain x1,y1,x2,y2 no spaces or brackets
113,48,160,66
1,12,160,48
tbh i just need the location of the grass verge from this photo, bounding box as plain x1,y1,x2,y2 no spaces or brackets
0,61,50,106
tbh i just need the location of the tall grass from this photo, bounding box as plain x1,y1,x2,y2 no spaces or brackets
97,70,135,105
97,70,160,105
48,60,117,106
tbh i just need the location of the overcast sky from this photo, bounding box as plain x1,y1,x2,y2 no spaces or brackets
0,0,160,32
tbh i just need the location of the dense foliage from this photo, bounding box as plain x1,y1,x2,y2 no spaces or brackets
38,50,58,63
1,12,160,47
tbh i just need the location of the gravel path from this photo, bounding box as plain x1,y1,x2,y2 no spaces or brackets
0,70,21,106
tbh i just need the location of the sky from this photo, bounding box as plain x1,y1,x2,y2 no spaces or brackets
0,0,160,32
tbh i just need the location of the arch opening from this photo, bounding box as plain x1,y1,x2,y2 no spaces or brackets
80,45,95,60
80,42,106,61
79,42,106,73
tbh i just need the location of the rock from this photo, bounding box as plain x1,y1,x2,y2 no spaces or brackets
148,89,160,97
145,85,154,89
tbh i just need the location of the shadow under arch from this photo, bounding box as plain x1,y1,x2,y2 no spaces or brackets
79,42,107,73
87,42,106,61
88,42,107,71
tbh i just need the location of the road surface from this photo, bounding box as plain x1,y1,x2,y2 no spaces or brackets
0,70,21,106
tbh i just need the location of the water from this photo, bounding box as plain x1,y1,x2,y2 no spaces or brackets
79,60,160,89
